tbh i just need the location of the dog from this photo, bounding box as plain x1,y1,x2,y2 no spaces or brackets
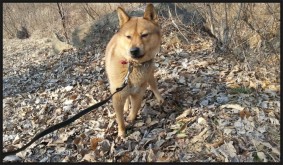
105,4,164,137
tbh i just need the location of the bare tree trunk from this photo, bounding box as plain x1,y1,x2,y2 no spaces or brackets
222,3,229,52
57,3,70,44
207,4,215,36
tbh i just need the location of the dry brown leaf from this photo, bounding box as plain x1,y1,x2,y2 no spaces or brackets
239,108,251,119
220,104,245,111
148,120,159,127
176,133,188,138
176,108,192,121
82,153,96,162
70,94,78,100
80,133,86,139
73,137,81,145
206,137,224,148
147,149,156,162
90,137,103,150
191,128,208,143
120,152,132,162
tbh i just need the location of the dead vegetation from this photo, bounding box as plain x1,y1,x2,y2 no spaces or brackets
2,3,280,162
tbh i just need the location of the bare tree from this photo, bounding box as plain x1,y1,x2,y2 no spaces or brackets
57,3,70,44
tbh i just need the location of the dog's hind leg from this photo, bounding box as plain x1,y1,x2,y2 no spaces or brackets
124,97,130,112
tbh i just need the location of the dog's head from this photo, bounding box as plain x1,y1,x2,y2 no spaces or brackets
116,4,161,63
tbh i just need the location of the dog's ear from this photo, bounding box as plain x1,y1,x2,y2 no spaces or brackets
143,4,158,24
117,7,130,27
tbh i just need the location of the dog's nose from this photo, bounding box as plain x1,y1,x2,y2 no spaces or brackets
130,47,140,58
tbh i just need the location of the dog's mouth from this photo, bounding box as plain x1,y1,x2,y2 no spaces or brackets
130,53,145,59
134,54,144,59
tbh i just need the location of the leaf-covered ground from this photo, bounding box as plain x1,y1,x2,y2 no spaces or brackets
3,19,280,162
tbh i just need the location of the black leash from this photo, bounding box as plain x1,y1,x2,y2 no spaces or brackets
2,63,133,159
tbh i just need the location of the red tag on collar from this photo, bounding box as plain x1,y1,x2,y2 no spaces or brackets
120,60,128,65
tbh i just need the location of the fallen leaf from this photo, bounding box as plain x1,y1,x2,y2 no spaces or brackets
73,137,81,145
220,104,245,111
176,108,192,121
90,137,103,150
257,152,267,162
120,152,132,162
70,94,78,100
239,108,251,119
176,133,188,138
82,153,96,162
3,155,22,162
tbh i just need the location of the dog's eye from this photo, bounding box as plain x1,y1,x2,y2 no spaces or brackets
141,33,148,38
126,35,131,39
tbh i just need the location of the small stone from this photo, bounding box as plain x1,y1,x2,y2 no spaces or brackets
63,105,72,111
200,99,209,106
65,85,73,91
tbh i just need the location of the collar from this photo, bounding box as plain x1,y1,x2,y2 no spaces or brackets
120,59,154,67
120,60,128,65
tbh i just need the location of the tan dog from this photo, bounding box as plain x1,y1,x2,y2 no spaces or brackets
105,4,164,137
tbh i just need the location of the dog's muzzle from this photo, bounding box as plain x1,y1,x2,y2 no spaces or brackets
130,47,144,59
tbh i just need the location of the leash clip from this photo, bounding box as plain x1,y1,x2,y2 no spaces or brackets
115,62,132,92
124,62,133,85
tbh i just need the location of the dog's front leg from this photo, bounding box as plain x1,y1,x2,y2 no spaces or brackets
127,88,146,121
148,73,164,104
112,94,126,137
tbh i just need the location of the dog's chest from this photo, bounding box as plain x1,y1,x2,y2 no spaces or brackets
128,63,153,93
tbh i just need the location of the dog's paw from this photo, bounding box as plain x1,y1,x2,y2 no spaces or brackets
118,130,126,137
117,126,126,137
127,115,136,122
157,97,164,105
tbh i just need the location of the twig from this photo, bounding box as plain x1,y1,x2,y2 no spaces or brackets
86,3,100,18
243,4,277,54
266,4,279,22
174,3,182,24
228,3,243,45
168,5,189,44
81,4,96,21
242,50,252,72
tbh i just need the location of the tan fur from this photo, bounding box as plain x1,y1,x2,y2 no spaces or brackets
105,4,164,137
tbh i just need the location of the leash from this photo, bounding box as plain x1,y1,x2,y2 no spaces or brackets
2,63,133,159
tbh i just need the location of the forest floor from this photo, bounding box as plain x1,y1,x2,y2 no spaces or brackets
3,16,280,162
